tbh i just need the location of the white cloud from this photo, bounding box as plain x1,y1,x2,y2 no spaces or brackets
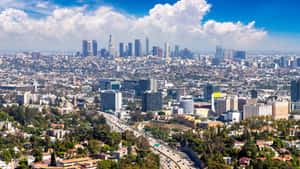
0,0,267,51
36,1,49,8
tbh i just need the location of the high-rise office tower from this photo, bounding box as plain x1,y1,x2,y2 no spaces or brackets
127,42,133,57
92,40,98,57
134,39,142,57
146,37,149,55
204,84,214,101
101,90,122,112
153,46,163,57
233,50,246,60
214,97,227,116
164,42,169,58
216,45,224,60
174,45,179,58
280,56,287,68
142,91,162,112
82,40,92,57
108,34,115,57
153,46,159,56
82,40,88,57
291,79,300,102
119,43,125,57
100,48,108,58
223,49,234,60
136,79,157,96
297,58,300,67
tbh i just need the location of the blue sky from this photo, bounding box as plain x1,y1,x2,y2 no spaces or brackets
0,0,299,52
45,0,300,34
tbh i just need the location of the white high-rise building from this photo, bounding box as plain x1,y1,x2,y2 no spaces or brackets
164,42,169,58
108,34,115,57
216,45,224,60
146,37,149,55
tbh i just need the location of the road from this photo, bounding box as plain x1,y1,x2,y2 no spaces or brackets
99,111,197,169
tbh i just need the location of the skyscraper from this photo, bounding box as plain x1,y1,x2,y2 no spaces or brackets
119,43,124,57
142,91,162,112
204,84,214,101
153,46,163,57
101,90,122,112
108,34,115,57
127,42,133,57
100,48,108,58
92,40,98,57
233,50,246,60
174,45,179,58
153,46,159,56
291,79,300,102
216,45,224,60
82,40,92,57
164,42,169,58
136,79,157,96
146,37,149,56
134,39,142,57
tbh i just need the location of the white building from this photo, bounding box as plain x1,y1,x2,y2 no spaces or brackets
212,93,238,115
243,103,272,120
228,111,241,123
23,92,39,105
179,95,194,115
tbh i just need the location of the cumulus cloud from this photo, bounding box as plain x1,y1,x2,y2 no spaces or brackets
0,0,267,51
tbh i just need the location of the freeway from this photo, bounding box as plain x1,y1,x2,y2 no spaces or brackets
99,111,197,169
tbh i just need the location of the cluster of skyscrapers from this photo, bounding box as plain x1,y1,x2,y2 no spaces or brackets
82,34,190,58
82,40,98,57
214,46,246,64
100,78,162,113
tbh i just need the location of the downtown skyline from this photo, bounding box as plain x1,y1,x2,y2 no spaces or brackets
0,0,300,53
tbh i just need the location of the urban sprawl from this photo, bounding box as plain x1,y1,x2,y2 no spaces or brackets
0,35,299,169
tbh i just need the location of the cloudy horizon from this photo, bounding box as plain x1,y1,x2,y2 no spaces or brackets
0,0,300,53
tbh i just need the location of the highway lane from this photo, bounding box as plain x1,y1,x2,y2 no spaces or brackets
99,111,197,169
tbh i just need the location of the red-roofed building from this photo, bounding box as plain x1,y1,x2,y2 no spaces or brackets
33,162,48,168
239,157,251,166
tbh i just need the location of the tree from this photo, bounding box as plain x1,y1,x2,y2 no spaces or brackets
0,112,8,121
273,138,285,149
88,140,103,154
101,144,111,152
0,150,12,163
50,152,56,166
207,159,231,169
18,158,29,169
239,141,258,158
32,147,42,162
136,136,150,150
97,160,118,169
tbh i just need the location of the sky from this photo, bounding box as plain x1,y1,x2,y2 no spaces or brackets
0,0,300,53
